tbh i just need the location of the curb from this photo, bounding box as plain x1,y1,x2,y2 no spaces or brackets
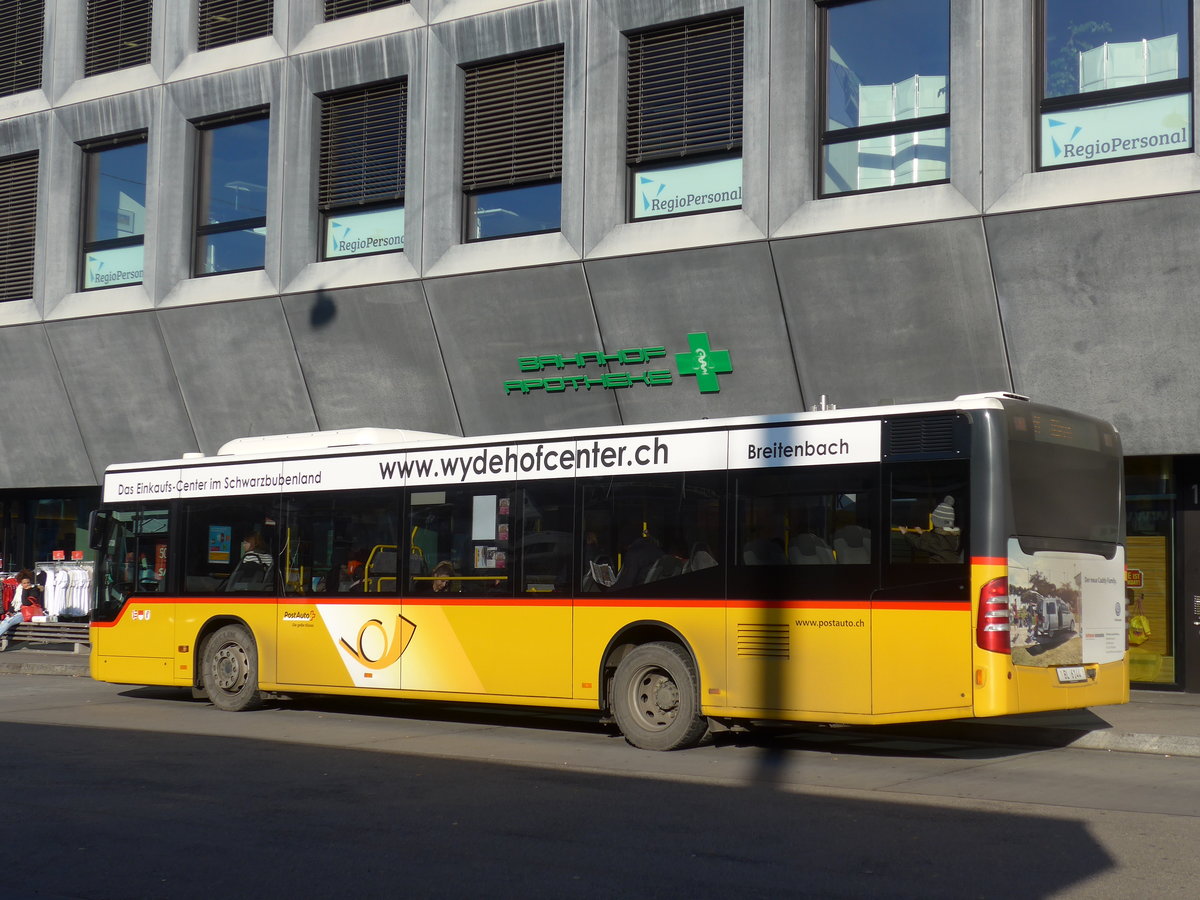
867,719,1200,758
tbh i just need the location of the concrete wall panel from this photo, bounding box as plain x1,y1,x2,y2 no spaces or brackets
157,298,317,453
987,196,1200,455
773,219,1011,410
0,324,94,486
282,284,460,436
584,242,803,423
422,263,619,435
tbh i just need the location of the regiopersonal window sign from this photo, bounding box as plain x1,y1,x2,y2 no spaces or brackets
1039,0,1192,169
325,206,404,258
632,157,742,220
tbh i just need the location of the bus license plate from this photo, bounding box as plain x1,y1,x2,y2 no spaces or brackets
1057,666,1087,684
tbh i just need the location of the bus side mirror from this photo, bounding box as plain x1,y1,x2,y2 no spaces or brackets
88,510,109,550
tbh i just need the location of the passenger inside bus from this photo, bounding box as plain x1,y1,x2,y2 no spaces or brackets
613,528,664,589
431,560,458,593
226,531,274,591
897,495,962,563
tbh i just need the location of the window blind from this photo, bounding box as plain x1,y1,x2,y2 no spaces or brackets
0,154,38,303
85,0,152,77
325,0,407,20
198,0,273,51
462,48,564,192
319,81,407,210
626,13,743,163
0,0,44,97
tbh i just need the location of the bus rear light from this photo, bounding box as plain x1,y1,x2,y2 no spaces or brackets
977,576,1011,654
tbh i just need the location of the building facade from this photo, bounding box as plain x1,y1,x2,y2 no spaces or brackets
0,0,1197,689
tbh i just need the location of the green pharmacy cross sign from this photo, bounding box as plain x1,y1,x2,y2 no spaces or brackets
504,332,732,396
675,332,733,394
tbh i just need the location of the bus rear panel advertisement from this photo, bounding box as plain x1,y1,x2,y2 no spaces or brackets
89,394,1128,750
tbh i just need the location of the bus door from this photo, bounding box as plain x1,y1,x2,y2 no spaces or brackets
401,479,573,699
275,491,404,690
728,466,876,715
875,460,972,714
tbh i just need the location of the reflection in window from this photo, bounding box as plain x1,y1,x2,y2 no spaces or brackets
466,182,562,241
462,49,563,241
194,113,269,275
820,0,949,196
1039,0,1192,169
82,137,147,290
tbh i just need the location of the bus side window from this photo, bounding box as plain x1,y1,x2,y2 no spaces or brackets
887,463,968,566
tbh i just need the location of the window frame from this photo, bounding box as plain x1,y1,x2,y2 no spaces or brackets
324,0,408,21
460,46,565,243
817,0,952,198
80,132,148,291
84,0,152,78
1035,0,1194,172
197,0,274,52
624,11,745,223
0,0,45,98
0,152,39,303
192,108,270,277
318,79,407,261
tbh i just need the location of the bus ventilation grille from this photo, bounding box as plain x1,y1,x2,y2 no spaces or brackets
737,624,789,659
887,414,958,455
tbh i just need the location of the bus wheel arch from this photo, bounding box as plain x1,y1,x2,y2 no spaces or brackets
199,619,263,712
601,623,709,751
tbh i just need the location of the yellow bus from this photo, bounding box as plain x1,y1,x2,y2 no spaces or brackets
88,393,1127,750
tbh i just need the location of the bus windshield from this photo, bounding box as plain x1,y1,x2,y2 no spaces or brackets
93,507,170,620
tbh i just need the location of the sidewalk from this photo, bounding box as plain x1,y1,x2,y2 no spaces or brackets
2,645,1198,756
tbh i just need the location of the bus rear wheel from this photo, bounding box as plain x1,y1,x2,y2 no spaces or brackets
612,642,709,751
202,624,263,712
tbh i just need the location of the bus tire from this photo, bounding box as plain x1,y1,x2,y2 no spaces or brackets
202,624,263,712
611,641,709,751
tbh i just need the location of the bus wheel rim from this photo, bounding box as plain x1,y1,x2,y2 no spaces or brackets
214,641,249,692
631,666,679,731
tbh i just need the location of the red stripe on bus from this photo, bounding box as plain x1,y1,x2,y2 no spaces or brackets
972,557,1007,566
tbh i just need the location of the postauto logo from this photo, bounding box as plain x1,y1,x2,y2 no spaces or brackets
504,332,733,396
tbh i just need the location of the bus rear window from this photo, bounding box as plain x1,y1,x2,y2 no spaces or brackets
1008,436,1121,546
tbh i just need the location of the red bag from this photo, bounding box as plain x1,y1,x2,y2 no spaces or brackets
20,601,44,622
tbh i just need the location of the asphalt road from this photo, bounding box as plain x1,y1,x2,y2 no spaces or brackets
2,675,1197,899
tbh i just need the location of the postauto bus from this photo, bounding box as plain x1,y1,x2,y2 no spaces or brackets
88,393,1127,750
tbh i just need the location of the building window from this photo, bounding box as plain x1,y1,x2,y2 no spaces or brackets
462,48,564,241
319,80,406,259
0,153,38,303
0,0,44,97
1039,0,1192,169
85,0,152,77
325,0,407,20
197,0,273,51
819,0,950,196
82,136,147,290
194,112,269,276
626,13,743,221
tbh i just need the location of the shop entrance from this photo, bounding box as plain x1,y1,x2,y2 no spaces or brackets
1178,457,1200,693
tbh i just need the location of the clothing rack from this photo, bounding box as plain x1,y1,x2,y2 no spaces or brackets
34,560,95,618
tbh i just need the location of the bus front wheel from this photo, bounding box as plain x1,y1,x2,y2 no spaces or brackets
202,624,264,712
611,642,709,751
